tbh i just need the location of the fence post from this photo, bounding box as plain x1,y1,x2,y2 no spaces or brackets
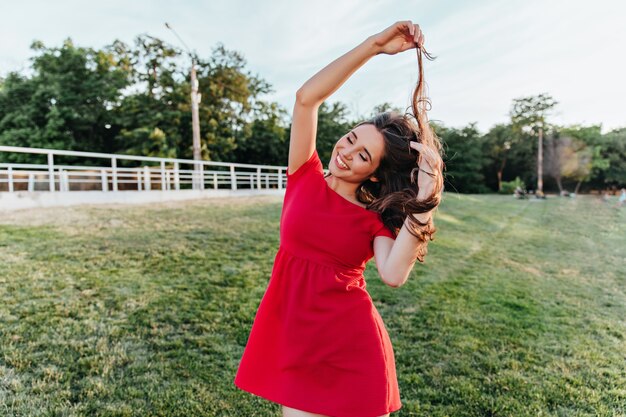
48,153,55,192
28,173,34,192
230,165,237,190
174,162,180,190
257,167,262,189
278,169,283,189
62,170,69,191
160,161,166,191
101,169,108,192
213,172,218,189
8,167,14,192
112,158,118,191
199,163,205,190
143,166,151,190
265,174,269,189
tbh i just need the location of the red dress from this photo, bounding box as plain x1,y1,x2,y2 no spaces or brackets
234,149,402,417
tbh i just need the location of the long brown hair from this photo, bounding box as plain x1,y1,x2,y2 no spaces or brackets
347,47,445,262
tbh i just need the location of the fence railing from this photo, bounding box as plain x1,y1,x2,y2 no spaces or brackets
0,146,287,192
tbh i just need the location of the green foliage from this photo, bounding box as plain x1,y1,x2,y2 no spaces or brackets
499,176,525,194
436,122,490,193
547,125,612,192
508,93,559,192
510,93,558,136
481,123,516,191
0,36,286,165
234,103,288,166
0,39,132,163
119,127,177,158
598,127,626,187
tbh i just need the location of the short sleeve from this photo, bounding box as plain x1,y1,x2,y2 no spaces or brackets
286,149,323,183
374,222,396,240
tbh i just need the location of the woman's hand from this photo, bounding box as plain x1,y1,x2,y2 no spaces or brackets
371,21,424,55
409,141,443,202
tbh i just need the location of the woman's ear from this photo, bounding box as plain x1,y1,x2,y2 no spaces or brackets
369,175,379,183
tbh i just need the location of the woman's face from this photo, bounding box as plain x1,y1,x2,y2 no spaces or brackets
328,124,385,183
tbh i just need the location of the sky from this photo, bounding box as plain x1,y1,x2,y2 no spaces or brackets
2,0,625,133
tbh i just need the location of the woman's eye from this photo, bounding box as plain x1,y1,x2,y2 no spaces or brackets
360,154,367,161
347,137,353,144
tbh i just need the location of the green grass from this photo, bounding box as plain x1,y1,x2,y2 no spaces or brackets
0,194,625,416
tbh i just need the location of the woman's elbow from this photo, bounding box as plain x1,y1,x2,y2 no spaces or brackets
382,274,404,288
295,88,319,107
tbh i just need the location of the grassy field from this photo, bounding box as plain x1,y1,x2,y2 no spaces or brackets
0,193,625,416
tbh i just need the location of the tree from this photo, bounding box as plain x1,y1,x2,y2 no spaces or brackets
436,122,489,193
0,34,287,165
113,35,187,160
114,38,280,163
234,102,288,166
0,39,132,163
510,93,558,196
482,123,516,191
194,44,274,162
557,125,609,193
597,128,626,188
545,133,570,193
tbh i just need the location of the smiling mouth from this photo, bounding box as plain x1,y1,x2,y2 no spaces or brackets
335,154,349,170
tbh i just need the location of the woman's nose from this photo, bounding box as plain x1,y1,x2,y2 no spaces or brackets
340,151,352,161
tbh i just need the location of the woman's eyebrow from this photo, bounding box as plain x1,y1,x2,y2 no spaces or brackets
351,131,372,162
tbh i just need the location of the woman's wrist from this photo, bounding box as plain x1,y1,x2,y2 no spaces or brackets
408,210,433,226
364,35,383,56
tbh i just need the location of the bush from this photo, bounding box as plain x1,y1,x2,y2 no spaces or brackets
500,176,525,194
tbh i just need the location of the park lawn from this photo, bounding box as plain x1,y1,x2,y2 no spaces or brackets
0,193,624,417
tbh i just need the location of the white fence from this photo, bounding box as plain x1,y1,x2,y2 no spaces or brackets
0,146,287,193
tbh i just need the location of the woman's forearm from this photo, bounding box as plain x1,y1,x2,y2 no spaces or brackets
382,211,434,288
296,36,380,107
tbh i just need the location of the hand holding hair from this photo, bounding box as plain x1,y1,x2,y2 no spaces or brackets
409,141,444,202
371,20,425,55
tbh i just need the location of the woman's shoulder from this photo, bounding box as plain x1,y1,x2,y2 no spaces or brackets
286,149,323,182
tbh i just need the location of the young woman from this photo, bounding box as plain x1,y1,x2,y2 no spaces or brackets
234,20,444,417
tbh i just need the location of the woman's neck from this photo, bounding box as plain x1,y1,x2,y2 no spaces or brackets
325,174,360,202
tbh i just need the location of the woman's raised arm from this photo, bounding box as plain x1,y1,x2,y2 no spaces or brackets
288,21,424,175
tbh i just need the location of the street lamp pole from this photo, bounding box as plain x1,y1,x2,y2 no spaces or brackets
165,22,203,190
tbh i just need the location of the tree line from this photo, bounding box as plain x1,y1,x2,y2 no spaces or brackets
0,36,624,193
